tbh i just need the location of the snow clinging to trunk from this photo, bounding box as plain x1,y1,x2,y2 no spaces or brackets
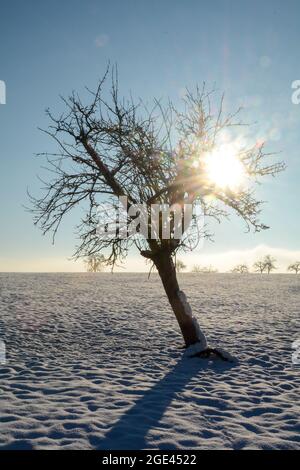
178,290,208,352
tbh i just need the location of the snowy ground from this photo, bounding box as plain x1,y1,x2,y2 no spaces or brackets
0,273,299,450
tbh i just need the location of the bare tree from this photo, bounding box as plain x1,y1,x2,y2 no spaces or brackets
30,67,284,358
231,264,249,274
191,264,202,273
84,254,106,272
263,255,277,274
192,265,218,273
287,261,300,274
253,260,266,274
175,260,186,273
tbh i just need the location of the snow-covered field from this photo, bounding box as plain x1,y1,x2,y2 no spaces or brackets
0,273,299,450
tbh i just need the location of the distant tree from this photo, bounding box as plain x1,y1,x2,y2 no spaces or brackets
231,264,249,274
263,255,277,274
253,260,266,274
175,259,186,273
191,264,202,273
203,265,218,274
192,264,218,273
30,66,284,358
147,258,187,275
287,261,300,274
85,254,106,272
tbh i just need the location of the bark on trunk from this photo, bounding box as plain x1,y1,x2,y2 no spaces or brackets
154,252,207,349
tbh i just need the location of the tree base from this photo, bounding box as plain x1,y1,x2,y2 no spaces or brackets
191,347,231,361
184,343,236,362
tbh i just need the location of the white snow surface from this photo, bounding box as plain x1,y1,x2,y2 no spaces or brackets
0,273,299,450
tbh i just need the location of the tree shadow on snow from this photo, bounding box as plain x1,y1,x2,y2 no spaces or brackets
93,357,235,450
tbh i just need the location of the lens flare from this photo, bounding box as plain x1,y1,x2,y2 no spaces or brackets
204,144,246,191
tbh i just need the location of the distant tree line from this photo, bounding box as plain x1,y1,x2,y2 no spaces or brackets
187,255,300,275
230,255,300,274
231,255,277,274
102,254,300,275
192,265,218,273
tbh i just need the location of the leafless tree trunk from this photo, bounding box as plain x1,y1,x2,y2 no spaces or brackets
154,252,205,347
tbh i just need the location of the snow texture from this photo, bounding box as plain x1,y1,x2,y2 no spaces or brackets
0,273,299,450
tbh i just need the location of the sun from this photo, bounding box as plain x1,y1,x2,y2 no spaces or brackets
204,144,246,191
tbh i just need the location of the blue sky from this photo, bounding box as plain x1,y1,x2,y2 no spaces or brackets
0,0,299,271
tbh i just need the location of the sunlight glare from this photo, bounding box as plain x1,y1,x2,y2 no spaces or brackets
204,144,246,191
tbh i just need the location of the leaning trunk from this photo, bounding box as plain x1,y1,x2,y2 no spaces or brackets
154,252,207,350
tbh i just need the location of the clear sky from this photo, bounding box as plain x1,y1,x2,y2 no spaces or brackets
0,0,299,272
